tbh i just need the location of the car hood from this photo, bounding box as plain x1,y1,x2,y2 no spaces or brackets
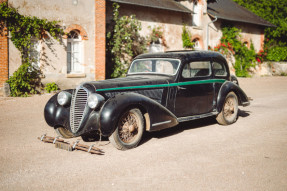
84,75,172,92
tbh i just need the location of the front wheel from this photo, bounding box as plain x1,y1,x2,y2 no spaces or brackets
55,127,74,138
216,92,238,125
109,108,144,150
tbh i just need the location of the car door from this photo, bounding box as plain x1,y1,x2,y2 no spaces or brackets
174,60,214,117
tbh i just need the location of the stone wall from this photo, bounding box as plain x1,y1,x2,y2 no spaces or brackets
106,2,193,51
207,19,264,53
251,62,287,76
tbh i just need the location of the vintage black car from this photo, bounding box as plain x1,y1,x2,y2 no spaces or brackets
44,50,250,150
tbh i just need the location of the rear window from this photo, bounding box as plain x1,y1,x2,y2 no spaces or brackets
213,61,227,76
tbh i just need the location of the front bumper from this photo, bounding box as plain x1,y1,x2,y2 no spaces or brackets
44,93,101,137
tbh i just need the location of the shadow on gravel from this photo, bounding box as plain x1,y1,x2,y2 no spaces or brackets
82,109,251,147
140,109,251,146
140,116,216,146
238,109,251,118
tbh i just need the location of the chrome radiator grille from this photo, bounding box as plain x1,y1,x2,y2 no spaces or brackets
70,87,89,133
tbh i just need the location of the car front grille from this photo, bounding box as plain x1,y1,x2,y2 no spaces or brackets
70,87,89,133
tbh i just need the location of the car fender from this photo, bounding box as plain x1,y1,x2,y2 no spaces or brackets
217,81,250,113
44,89,73,130
99,92,179,136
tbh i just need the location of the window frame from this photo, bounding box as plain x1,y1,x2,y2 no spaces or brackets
29,37,41,69
181,61,212,79
212,61,228,77
192,3,202,27
67,30,84,74
128,58,181,76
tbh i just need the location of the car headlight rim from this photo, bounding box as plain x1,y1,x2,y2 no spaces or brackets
87,93,105,109
57,91,71,106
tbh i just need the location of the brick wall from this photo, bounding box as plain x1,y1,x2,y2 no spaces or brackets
95,0,106,80
0,0,8,88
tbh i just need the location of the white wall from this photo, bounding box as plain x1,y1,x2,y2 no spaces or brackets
8,0,96,89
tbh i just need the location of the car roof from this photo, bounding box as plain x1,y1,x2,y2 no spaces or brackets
134,50,227,62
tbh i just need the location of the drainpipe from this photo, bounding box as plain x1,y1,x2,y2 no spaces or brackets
206,14,217,50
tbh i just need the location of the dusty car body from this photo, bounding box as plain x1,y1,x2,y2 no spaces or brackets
44,51,250,150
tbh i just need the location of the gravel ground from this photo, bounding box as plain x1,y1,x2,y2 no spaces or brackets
0,77,286,191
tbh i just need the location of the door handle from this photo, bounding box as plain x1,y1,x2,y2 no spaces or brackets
177,86,186,90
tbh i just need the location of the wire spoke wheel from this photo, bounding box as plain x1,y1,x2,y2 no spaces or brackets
109,108,144,150
223,97,236,120
55,127,74,138
118,112,139,143
216,92,238,125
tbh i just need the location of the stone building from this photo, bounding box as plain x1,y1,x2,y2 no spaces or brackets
0,0,274,93
0,0,106,92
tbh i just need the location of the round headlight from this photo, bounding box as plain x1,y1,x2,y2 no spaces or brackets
88,93,105,109
57,91,71,106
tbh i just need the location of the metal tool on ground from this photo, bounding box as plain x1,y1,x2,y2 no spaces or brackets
38,134,104,155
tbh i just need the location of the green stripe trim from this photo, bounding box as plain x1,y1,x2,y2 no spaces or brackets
96,79,226,92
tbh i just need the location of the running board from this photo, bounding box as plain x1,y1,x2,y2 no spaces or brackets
177,111,218,123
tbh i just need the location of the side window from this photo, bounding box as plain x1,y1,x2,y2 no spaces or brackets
213,61,227,76
182,61,211,78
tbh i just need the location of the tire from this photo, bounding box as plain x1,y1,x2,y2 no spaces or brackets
216,92,239,125
55,127,74,138
109,108,144,150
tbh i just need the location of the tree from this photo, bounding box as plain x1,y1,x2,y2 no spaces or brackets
233,0,287,46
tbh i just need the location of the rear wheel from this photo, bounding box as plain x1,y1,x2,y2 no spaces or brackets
109,108,144,150
216,92,238,125
55,127,74,138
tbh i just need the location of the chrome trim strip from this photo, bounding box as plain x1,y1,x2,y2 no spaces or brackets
178,111,218,123
152,120,172,127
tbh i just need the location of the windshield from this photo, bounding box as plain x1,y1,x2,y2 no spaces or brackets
128,58,180,75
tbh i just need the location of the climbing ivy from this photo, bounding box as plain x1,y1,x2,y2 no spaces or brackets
0,2,63,96
210,25,256,77
107,3,146,78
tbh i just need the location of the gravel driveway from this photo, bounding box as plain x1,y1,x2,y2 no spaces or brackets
0,77,286,191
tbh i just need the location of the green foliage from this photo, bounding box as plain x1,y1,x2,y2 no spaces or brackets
107,3,146,78
0,2,63,53
45,82,59,93
266,47,287,61
0,2,63,96
210,25,256,77
147,26,163,44
182,25,194,49
7,59,41,97
232,0,287,46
